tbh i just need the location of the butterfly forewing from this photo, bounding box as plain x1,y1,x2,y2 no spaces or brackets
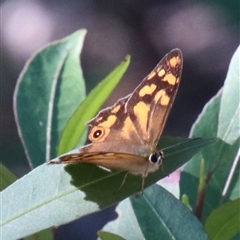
126,49,183,148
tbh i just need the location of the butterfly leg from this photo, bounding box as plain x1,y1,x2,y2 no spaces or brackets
159,157,168,177
115,172,130,192
160,162,166,176
140,165,150,195
141,176,146,196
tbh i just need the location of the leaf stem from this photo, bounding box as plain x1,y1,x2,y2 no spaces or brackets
194,159,214,221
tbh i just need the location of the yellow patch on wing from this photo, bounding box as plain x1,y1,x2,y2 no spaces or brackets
123,117,133,132
169,55,181,67
147,71,156,80
154,90,170,106
122,116,135,139
139,84,157,97
134,101,149,131
99,115,117,128
111,104,121,114
158,68,166,77
160,93,170,105
163,73,177,85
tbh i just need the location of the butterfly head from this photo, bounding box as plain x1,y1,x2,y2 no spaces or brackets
149,150,164,166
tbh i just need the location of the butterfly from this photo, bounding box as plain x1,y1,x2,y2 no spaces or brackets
50,49,183,190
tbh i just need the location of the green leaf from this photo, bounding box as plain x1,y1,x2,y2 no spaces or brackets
218,46,240,144
58,55,131,155
0,163,18,191
98,231,126,240
0,137,214,239
131,185,209,240
0,167,53,239
190,88,222,139
14,30,86,168
103,185,209,240
0,165,54,240
24,229,54,240
181,72,240,222
102,199,144,240
205,198,240,240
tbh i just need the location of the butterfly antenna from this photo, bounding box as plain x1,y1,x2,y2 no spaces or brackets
160,138,200,152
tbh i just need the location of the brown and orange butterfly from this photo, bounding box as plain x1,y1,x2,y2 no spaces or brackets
50,49,183,188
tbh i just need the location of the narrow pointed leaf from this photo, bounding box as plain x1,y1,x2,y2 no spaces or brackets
14,30,86,168
58,55,131,155
218,46,240,144
181,56,240,222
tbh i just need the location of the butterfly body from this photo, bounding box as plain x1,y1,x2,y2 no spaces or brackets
51,49,183,184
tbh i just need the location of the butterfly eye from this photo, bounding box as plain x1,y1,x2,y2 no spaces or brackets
149,151,164,165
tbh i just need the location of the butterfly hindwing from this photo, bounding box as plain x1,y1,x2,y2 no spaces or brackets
83,95,143,155
59,152,149,175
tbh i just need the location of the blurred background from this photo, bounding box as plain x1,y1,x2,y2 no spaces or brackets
1,0,239,239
